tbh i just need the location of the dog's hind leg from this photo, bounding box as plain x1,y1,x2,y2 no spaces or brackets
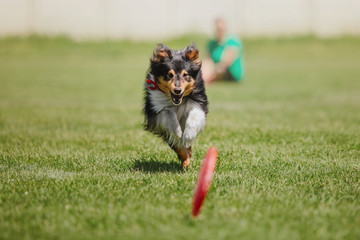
173,146,192,168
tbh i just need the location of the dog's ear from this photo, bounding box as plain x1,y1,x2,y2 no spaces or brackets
185,43,201,66
151,44,172,63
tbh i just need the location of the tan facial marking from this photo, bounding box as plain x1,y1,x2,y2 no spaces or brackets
167,69,177,94
183,79,195,96
158,69,195,102
167,69,175,80
181,70,189,81
169,69,183,94
167,69,196,96
182,70,195,97
157,76,171,95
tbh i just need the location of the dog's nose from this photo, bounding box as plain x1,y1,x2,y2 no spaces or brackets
174,88,181,94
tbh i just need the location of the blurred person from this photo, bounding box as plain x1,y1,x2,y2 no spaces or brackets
202,18,245,83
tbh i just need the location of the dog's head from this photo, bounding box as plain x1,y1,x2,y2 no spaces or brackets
150,43,201,105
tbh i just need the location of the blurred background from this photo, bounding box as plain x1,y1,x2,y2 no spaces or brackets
1,1,360,240
1,0,360,39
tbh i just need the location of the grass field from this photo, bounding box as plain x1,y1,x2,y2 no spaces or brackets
0,35,359,240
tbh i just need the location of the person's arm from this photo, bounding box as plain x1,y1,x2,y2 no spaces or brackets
215,47,237,74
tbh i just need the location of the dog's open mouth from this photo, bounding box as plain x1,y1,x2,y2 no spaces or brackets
170,92,184,105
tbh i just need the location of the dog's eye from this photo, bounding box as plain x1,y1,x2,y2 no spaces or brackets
183,72,191,82
167,72,174,79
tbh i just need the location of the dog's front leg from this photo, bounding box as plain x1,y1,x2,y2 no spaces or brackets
182,105,206,148
157,109,182,143
157,109,192,167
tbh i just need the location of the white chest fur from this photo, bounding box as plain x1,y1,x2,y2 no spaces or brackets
147,89,206,148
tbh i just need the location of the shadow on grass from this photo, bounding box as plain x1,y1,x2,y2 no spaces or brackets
133,159,183,173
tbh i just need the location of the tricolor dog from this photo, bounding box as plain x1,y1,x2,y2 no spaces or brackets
143,43,208,167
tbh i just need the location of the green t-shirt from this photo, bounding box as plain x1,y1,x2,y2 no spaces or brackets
208,35,244,81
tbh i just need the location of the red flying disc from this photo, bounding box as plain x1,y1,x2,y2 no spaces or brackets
192,147,218,217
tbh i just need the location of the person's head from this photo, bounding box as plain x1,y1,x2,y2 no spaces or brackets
215,18,227,42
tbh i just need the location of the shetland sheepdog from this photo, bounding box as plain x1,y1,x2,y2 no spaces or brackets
143,43,208,167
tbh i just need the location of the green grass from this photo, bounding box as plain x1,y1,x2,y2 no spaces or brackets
0,35,360,240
